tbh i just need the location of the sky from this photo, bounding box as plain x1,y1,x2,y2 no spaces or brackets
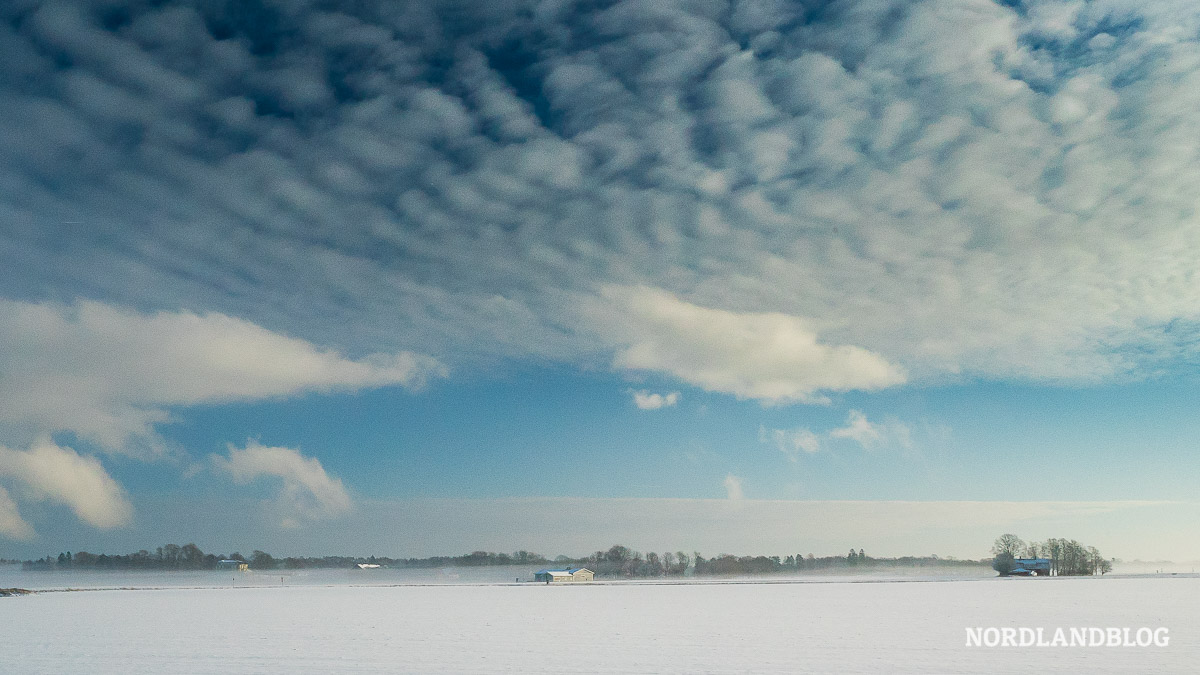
2,0,1200,562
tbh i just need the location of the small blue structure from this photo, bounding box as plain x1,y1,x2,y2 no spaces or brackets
1009,558,1052,576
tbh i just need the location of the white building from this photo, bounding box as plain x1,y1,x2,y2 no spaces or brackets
533,567,594,582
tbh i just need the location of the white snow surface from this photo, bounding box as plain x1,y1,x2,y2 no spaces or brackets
1,572,1196,673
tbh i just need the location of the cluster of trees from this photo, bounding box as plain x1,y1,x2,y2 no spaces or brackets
556,546,693,577
991,533,1113,576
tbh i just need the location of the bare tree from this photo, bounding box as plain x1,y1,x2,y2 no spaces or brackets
1044,538,1063,575
991,534,1025,558
162,544,181,568
645,552,662,576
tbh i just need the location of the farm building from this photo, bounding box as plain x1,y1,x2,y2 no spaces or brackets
217,559,249,571
534,567,594,583
1009,558,1052,576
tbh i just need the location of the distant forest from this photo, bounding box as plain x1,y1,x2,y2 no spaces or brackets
17,543,987,577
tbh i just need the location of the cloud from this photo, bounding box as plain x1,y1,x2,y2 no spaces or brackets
631,390,681,410
762,410,922,459
723,474,745,501
0,438,133,531
829,410,886,449
0,485,34,540
0,299,444,455
829,410,913,452
5,0,1200,394
759,425,821,461
212,441,352,525
599,287,905,403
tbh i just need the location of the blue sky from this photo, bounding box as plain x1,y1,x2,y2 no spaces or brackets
3,0,1200,561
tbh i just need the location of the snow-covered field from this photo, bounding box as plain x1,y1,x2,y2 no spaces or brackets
2,571,1196,673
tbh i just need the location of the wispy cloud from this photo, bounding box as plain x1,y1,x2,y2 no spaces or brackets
630,390,681,410
212,441,352,527
0,485,34,540
828,410,914,452
0,299,443,456
723,474,745,501
759,425,822,461
763,410,920,459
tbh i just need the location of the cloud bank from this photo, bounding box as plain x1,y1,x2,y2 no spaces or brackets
5,0,1200,390
82,496,1183,562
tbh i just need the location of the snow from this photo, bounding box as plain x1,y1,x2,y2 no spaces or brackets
1,572,1196,673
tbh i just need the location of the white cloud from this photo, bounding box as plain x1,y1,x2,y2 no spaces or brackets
598,287,906,404
763,411,921,458
829,410,885,449
631,390,681,410
212,441,352,525
0,438,133,530
759,425,821,461
0,485,34,540
0,299,445,455
829,410,914,451
724,474,745,501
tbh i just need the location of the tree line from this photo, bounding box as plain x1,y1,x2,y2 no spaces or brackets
19,543,988,577
991,533,1113,576
20,545,555,571
558,545,984,577
23,545,277,571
